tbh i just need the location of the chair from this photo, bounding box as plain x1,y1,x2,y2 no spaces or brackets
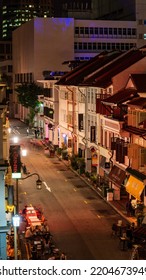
111,223,118,237
119,236,128,251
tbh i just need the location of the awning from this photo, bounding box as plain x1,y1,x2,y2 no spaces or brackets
125,175,145,200
124,125,146,136
108,165,126,186
126,167,146,182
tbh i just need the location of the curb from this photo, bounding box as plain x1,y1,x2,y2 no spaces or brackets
58,157,137,225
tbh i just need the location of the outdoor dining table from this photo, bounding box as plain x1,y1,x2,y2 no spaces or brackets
24,206,42,226
27,216,42,227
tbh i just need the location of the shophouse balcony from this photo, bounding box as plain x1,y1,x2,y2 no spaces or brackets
104,116,124,134
127,143,146,172
44,107,54,119
43,88,53,98
111,137,129,164
96,94,111,115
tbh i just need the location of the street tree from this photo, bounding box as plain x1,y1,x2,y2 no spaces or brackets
15,82,43,126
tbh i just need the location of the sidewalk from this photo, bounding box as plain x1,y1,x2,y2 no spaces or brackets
80,174,137,225
59,157,137,226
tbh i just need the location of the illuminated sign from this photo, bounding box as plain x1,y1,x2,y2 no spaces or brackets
13,215,20,227
9,145,21,178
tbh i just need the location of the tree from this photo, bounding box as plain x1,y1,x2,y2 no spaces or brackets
15,82,43,126
15,82,43,109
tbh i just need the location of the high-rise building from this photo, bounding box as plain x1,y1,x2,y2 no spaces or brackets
53,0,138,21
92,0,136,21
1,0,146,41
0,0,54,40
54,0,97,19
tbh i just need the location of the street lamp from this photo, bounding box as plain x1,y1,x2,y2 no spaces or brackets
20,172,42,190
16,172,42,213
13,136,19,143
12,214,20,260
13,173,42,259
21,147,27,157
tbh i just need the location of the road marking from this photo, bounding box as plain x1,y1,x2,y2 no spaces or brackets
84,200,88,204
43,181,51,192
97,214,101,219
13,129,20,134
73,188,77,192
20,192,27,195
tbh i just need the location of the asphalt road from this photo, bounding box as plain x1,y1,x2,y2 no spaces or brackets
10,119,131,260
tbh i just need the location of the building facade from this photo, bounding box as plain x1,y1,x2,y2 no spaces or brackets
0,77,11,259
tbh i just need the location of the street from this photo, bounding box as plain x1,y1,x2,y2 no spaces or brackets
10,119,131,260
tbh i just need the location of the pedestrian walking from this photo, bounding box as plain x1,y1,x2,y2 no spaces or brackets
34,129,37,138
22,164,27,174
27,127,29,136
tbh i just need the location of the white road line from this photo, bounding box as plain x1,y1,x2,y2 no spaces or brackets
43,181,51,192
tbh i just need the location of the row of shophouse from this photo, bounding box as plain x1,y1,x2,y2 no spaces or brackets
10,16,146,210
2,44,146,258
29,46,146,208
0,76,11,259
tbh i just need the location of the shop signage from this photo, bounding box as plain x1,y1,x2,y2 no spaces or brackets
9,145,21,178
108,165,126,186
92,152,98,166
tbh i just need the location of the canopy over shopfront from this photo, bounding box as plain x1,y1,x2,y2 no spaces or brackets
125,175,145,200
108,165,126,186
125,167,146,200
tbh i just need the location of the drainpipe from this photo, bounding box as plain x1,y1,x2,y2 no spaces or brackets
78,87,91,173
66,86,76,155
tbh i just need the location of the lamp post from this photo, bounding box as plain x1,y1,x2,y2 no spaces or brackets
12,214,20,260
13,173,42,259
20,172,42,189
10,140,27,214
16,172,42,213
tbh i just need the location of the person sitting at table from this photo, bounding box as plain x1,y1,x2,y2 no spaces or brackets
112,223,118,236
22,205,27,215
33,225,41,235
126,224,133,240
25,227,33,240
41,222,50,233
7,244,14,260
31,245,38,260
44,238,51,255
126,224,134,249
